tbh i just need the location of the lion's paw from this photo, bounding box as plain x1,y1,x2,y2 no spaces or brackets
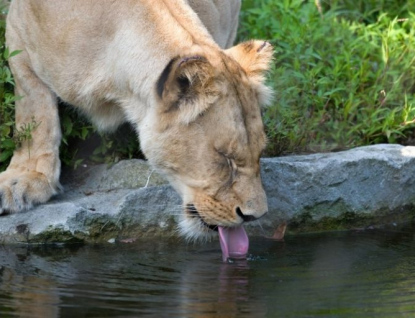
0,169,58,214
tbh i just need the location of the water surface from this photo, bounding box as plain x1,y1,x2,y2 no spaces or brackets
1,225,415,317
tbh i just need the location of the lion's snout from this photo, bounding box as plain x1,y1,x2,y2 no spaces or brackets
233,181,268,222
235,206,267,223
179,185,268,240
186,186,268,227
235,206,262,222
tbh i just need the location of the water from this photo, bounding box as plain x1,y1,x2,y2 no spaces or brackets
0,225,415,317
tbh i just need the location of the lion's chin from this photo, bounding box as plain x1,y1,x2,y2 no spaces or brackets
178,216,217,242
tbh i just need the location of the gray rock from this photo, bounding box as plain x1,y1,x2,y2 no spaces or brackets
1,144,415,243
261,144,415,231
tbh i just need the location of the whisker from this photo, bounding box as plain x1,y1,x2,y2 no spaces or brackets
144,169,155,188
257,220,267,236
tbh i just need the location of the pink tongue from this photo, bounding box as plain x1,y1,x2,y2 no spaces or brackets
218,226,249,262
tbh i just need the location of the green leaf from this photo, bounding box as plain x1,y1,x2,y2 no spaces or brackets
9,50,22,58
0,150,12,163
1,138,15,149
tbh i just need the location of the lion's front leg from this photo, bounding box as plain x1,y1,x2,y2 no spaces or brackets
0,52,62,214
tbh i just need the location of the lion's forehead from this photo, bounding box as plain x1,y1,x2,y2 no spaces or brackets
215,57,267,148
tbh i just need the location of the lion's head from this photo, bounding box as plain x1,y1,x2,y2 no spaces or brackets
140,40,273,248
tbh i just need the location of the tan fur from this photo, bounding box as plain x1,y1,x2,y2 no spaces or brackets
2,0,273,240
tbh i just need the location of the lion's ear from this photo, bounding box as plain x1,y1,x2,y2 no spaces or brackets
156,56,216,124
225,40,274,105
225,40,273,82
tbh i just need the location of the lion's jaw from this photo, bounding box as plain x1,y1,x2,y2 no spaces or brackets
139,40,273,241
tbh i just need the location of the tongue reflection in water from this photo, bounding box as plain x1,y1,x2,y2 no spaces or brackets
218,226,249,262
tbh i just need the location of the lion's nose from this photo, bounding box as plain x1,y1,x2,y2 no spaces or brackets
236,206,267,222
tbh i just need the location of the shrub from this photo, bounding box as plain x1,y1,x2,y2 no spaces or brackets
58,105,142,168
239,0,415,155
0,11,21,171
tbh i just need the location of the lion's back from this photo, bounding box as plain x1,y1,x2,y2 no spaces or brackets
188,0,241,48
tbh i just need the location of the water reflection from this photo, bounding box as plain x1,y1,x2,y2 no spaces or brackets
178,255,266,317
0,224,414,317
256,228,415,316
0,246,62,317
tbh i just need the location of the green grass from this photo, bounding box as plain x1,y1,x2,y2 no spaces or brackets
1,0,415,171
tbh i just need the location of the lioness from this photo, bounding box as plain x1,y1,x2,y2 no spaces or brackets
3,0,273,259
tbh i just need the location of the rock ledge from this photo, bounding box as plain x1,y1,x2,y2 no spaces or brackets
1,144,414,243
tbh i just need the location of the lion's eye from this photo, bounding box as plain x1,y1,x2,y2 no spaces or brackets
225,157,232,169
226,157,238,183
217,151,238,185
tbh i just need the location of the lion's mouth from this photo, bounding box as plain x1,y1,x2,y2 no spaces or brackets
186,204,218,232
186,204,249,261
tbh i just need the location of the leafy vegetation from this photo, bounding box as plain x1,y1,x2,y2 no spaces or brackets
0,10,21,169
58,106,142,169
1,0,415,172
239,0,415,155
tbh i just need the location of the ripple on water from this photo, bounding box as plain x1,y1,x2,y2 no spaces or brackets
0,226,415,317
